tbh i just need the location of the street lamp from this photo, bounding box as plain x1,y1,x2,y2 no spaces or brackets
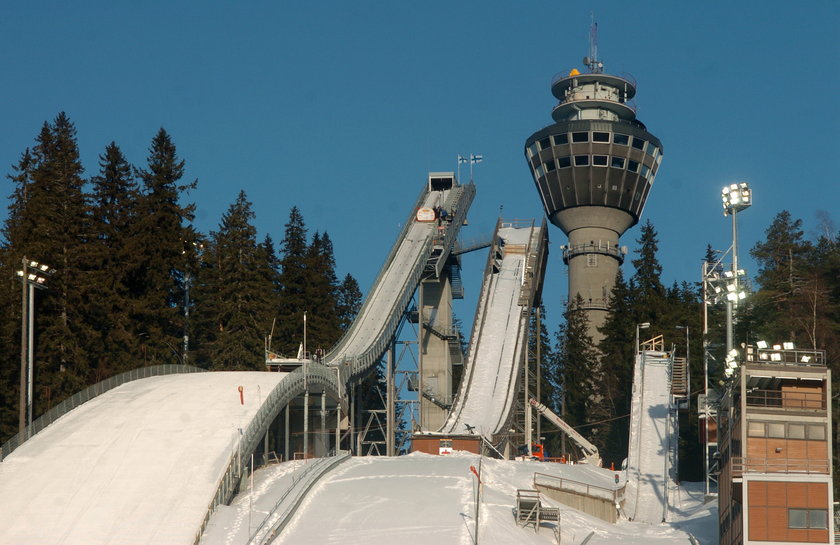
635,322,650,355
721,182,752,354
16,258,55,437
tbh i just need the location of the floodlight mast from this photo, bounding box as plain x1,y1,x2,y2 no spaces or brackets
721,182,752,353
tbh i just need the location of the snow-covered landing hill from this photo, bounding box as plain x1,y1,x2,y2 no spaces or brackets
202,452,717,545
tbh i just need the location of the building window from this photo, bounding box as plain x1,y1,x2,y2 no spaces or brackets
645,144,657,157
641,165,650,179
593,131,610,143
593,155,608,166
557,156,572,168
572,131,589,143
768,423,785,438
613,133,630,146
787,423,805,439
535,164,545,177
627,160,640,173
553,133,569,145
631,137,646,151
574,155,590,166
527,143,539,158
610,156,626,169
747,421,765,437
789,509,828,529
545,159,556,172
539,137,551,150
807,424,826,440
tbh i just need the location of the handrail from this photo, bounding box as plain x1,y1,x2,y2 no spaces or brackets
247,451,351,545
193,363,340,545
730,457,830,475
745,390,826,410
1,364,205,461
533,472,623,503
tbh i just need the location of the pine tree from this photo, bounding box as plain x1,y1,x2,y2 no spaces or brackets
304,231,342,356
192,191,276,370
631,219,667,328
276,207,309,356
554,294,600,456
336,273,362,333
130,128,196,365
87,142,141,376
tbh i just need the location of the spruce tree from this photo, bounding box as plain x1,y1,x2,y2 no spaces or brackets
130,128,196,365
193,191,276,370
87,142,141,376
336,273,362,333
631,219,667,328
276,207,309,356
304,231,342,356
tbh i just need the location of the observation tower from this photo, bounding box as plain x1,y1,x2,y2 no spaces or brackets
524,47,663,343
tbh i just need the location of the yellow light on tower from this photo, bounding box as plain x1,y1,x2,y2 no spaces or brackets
722,182,752,215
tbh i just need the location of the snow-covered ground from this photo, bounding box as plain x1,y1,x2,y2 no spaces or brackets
0,372,286,545
443,226,533,436
203,452,717,545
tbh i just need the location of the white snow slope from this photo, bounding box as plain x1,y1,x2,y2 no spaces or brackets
624,352,677,525
442,226,533,436
202,452,715,545
0,372,286,545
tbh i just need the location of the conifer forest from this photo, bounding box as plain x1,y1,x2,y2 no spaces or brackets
1,114,838,488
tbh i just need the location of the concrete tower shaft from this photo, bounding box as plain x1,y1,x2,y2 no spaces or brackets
525,66,663,341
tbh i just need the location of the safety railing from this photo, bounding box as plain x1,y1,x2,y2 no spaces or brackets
193,362,340,545
246,450,351,545
533,472,623,503
1,364,205,461
746,390,826,411
730,457,830,476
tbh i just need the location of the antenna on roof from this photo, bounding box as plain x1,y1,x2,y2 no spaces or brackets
582,13,604,74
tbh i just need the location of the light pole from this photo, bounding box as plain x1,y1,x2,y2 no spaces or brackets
17,258,55,437
721,182,752,353
635,322,650,355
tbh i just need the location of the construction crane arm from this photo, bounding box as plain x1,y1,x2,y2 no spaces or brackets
529,397,602,466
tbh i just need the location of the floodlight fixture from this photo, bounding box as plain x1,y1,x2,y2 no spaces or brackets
800,355,812,363
772,344,782,350
783,341,795,350
770,352,782,362
722,182,752,215
756,340,768,349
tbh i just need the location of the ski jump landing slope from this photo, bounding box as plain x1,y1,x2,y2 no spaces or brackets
441,223,545,438
624,351,678,524
0,372,286,545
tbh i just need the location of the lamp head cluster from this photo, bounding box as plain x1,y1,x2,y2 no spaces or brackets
722,182,752,216
16,260,55,289
724,348,740,377
705,268,748,303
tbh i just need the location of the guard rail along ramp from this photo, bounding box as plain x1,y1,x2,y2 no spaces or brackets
441,219,547,443
623,349,679,524
324,180,475,385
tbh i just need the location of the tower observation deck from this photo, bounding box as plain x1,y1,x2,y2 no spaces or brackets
525,56,663,342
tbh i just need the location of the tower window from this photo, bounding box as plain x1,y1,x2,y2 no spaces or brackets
553,133,569,145
610,157,626,169
544,159,556,172
631,137,646,151
539,137,551,150
592,155,608,166
593,132,610,143
789,509,828,529
535,164,545,177
527,143,539,158
627,160,640,173
613,133,630,146
646,145,657,158
641,165,651,179
572,132,589,143
557,156,572,168
574,155,590,166
807,424,826,440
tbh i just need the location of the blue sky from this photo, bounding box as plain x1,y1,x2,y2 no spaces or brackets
2,2,839,335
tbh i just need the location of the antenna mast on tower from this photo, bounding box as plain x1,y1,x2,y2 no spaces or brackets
583,14,603,73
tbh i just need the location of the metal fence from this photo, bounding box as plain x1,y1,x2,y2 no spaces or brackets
246,450,351,545
1,364,204,461
533,472,623,503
